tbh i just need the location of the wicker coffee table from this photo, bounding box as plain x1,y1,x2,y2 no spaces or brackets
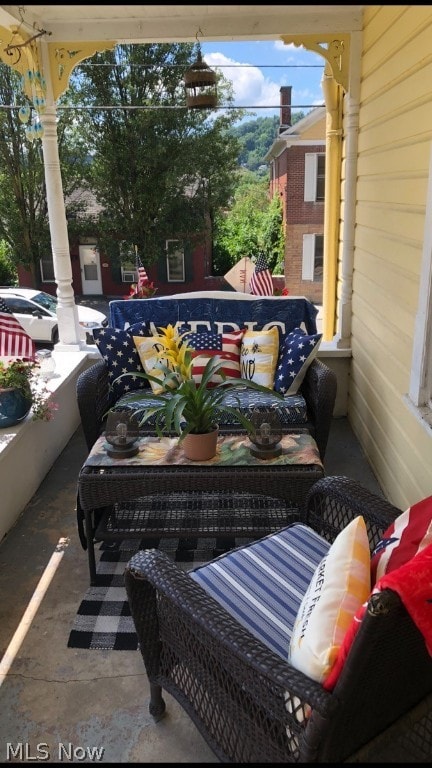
77,432,324,584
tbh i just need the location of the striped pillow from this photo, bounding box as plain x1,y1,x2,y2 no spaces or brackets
288,516,371,683
185,330,244,387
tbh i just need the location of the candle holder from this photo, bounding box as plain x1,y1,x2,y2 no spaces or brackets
35,348,56,381
105,410,140,459
248,409,283,460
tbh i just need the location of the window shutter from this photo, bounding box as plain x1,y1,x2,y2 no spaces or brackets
302,234,315,280
304,154,317,202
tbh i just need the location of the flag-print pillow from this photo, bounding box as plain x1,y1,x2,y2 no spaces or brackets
274,327,322,396
370,495,432,584
93,326,150,400
184,330,244,387
324,539,432,691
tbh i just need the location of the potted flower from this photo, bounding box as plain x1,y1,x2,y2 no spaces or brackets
127,282,158,299
0,358,57,427
116,325,283,461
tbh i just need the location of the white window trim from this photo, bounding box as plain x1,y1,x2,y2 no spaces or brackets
304,154,317,202
408,143,432,426
121,268,137,283
302,234,315,280
166,239,185,282
304,152,324,203
40,257,55,283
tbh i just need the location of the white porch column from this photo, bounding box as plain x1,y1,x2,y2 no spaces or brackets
39,43,82,348
334,30,362,349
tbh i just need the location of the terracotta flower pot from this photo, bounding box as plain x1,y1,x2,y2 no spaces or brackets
182,426,218,461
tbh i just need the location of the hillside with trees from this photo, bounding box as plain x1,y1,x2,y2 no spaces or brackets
230,116,278,173
230,111,305,173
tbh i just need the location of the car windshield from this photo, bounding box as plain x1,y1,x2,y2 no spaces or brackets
33,291,58,312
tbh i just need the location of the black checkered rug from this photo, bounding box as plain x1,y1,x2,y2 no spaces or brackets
67,535,244,651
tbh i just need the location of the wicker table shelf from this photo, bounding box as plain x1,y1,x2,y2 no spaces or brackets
77,433,324,584
95,491,297,539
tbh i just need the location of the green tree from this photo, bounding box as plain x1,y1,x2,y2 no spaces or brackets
262,193,284,273
0,240,17,284
212,171,284,275
68,44,243,267
0,64,96,285
0,65,49,284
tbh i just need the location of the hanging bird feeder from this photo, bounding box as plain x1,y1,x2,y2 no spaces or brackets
184,43,218,110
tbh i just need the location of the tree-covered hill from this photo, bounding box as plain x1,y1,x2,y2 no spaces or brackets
230,116,278,173
230,112,305,174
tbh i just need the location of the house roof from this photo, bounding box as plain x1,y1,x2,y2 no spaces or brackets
264,106,326,162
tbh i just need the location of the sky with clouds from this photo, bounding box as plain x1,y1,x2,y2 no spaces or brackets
201,40,325,124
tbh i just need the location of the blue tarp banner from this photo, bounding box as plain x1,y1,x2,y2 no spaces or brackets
109,295,318,336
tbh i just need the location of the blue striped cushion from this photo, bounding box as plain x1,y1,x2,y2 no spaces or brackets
190,524,330,660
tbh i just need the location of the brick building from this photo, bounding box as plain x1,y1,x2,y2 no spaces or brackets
265,87,326,303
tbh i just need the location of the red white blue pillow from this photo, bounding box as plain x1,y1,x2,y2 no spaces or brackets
323,496,432,691
370,495,432,583
184,330,244,386
274,327,322,396
127,320,152,337
324,539,432,691
93,326,150,400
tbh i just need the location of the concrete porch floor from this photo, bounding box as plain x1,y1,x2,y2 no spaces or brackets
0,418,383,763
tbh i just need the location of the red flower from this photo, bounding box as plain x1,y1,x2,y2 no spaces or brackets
125,282,158,300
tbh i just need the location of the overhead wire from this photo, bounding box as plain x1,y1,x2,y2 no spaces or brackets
0,59,324,111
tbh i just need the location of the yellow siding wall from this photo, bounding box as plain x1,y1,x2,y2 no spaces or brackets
299,115,326,141
348,5,432,508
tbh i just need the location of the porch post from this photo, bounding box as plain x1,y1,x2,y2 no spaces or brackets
334,30,362,349
39,41,82,348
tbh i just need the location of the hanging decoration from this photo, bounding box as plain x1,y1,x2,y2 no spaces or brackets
1,23,50,141
17,67,47,141
184,30,218,110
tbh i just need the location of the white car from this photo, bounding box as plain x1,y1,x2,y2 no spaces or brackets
0,287,108,345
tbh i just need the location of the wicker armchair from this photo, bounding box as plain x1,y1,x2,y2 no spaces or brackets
125,476,432,763
76,356,336,460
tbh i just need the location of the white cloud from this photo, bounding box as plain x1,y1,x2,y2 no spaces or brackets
203,45,324,122
205,52,281,117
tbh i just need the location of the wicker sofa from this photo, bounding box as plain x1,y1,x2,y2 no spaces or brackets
125,475,432,763
77,292,337,459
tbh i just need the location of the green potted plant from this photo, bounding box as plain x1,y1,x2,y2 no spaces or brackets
115,325,283,461
0,358,57,427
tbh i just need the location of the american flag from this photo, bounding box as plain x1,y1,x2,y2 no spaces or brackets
249,253,274,296
186,330,243,386
135,251,149,290
0,297,36,360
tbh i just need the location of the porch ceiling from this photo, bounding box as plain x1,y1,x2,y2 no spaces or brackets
0,5,364,43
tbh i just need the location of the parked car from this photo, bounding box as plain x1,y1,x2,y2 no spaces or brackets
0,287,108,345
